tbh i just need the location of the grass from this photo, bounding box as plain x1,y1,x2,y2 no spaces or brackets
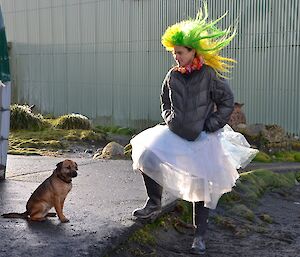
8,107,129,155
253,150,300,163
272,151,300,162
220,169,299,205
109,169,300,256
9,107,108,155
212,169,300,235
94,125,136,136
253,151,272,163
54,113,92,130
10,104,48,130
108,216,169,256
9,128,107,156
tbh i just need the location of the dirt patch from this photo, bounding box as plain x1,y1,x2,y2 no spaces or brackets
108,185,300,257
60,134,131,159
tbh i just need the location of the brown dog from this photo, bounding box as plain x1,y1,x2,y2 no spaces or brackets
2,159,78,223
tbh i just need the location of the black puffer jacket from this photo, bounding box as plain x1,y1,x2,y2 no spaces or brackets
160,64,234,141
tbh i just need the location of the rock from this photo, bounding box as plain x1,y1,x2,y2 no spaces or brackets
228,102,246,130
290,140,300,151
262,125,286,143
93,141,125,159
236,123,266,149
236,123,247,130
108,134,131,146
238,123,266,137
237,123,293,153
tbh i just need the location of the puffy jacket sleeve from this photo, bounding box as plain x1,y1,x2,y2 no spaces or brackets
204,75,234,132
160,71,189,139
160,72,172,120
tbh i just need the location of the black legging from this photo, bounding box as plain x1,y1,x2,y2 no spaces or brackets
141,173,209,236
193,201,209,236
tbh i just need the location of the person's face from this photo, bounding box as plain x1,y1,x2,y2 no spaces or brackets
172,46,196,66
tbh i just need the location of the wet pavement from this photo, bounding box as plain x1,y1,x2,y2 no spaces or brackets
0,155,176,257
1,155,300,257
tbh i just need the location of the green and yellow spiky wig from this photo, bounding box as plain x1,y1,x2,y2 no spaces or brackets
161,2,236,76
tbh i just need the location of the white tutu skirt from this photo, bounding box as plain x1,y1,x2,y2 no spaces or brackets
131,124,258,209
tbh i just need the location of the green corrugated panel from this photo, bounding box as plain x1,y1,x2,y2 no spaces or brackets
0,6,10,82
0,4,11,179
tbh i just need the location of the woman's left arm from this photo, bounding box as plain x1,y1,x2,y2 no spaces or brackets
204,77,234,132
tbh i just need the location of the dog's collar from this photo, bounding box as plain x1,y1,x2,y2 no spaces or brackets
56,173,72,184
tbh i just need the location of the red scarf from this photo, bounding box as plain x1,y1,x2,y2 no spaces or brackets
174,56,204,74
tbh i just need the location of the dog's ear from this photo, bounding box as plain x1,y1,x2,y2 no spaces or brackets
56,161,63,170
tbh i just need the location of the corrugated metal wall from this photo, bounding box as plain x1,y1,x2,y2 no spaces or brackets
0,0,299,134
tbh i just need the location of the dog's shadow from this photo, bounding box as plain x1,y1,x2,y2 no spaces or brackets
26,217,69,235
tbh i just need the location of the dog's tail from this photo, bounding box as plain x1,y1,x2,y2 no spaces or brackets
2,211,28,219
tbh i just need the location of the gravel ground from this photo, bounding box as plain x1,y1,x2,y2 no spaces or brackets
108,184,300,257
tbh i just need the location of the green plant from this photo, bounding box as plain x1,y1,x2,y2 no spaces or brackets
129,225,156,245
124,143,132,158
9,127,107,156
10,104,47,130
175,200,193,223
94,125,135,136
273,151,297,162
294,152,300,162
116,127,136,135
219,170,300,207
259,213,273,223
54,113,91,130
228,204,255,221
253,151,272,163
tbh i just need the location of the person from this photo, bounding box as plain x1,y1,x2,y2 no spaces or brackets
130,2,258,255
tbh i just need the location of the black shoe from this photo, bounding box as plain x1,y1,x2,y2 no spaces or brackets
190,236,206,255
132,203,161,219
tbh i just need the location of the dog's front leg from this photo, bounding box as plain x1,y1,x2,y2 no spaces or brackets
54,197,69,223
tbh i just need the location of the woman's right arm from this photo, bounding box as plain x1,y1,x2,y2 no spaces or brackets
160,72,195,140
